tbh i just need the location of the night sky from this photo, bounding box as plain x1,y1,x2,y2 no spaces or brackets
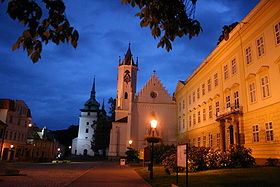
0,0,259,130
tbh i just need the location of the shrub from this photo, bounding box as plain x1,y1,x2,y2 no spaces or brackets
227,145,255,168
266,158,279,166
153,144,175,164
161,147,177,172
125,148,139,162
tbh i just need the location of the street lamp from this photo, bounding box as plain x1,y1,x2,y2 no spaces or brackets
128,140,133,147
145,119,161,180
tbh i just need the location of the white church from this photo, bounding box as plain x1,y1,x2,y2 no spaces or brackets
71,79,100,156
108,45,177,157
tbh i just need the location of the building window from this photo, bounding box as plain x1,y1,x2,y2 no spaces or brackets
256,36,265,57
86,122,89,125
124,92,128,99
183,100,185,109
215,101,219,116
252,125,259,143
87,112,90,116
85,128,89,133
209,105,213,119
231,58,237,74
203,109,206,121
207,79,212,92
249,82,257,103
189,95,191,105
198,111,201,123
274,22,280,45
217,133,220,149
193,138,196,147
192,91,195,103
245,46,252,64
203,136,206,147
209,134,213,147
265,122,274,141
226,95,231,108
179,103,181,112
214,73,218,87
183,119,185,129
202,84,205,95
198,137,201,147
224,65,229,80
261,75,270,98
197,88,200,99
189,115,192,127
234,91,239,109
193,113,196,125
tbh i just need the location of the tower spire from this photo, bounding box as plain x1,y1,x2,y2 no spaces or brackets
91,76,96,98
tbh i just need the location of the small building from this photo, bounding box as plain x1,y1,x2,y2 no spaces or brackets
71,79,100,156
108,45,177,157
0,99,32,161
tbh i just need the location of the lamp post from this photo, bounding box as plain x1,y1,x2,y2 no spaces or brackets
145,119,161,180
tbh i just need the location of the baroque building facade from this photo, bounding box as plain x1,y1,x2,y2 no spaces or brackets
72,79,100,156
108,45,177,157
175,0,280,164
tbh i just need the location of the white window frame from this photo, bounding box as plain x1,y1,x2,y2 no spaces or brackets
234,91,239,109
256,36,265,57
274,21,280,45
226,95,231,108
249,82,257,103
265,122,274,141
252,125,259,143
245,46,252,65
260,75,270,98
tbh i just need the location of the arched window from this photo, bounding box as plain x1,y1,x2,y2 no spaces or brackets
124,92,128,99
83,149,88,155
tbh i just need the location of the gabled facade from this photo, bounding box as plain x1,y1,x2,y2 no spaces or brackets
174,0,280,164
108,46,177,157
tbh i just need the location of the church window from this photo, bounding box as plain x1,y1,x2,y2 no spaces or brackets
215,101,220,116
192,92,195,103
203,109,206,121
231,58,237,74
245,46,252,65
274,22,280,44
207,79,212,92
260,75,270,98
209,105,213,119
234,91,239,109
124,92,128,99
85,128,89,133
265,122,274,141
202,84,205,95
214,73,218,87
197,111,201,123
87,112,90,116
252,125,259,142
256,36,265,57
224,65,229,80
226,95,231,108
249,82,257,103
197,88,200,99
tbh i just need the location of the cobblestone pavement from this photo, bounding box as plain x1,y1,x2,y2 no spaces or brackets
0,161,150,187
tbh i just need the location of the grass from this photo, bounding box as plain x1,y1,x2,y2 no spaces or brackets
135,166,280,187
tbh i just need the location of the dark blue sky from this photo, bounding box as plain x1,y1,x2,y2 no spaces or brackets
0,0,258,130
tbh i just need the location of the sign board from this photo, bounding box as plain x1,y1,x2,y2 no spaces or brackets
177,144,187,168
139,148,144,160
120,159,126,166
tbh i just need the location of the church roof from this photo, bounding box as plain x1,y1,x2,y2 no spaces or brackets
119,43,138,67
81,78,100,112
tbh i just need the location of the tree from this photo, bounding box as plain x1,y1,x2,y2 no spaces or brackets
2,0,201,63
1,0,78,63
121,0,202,51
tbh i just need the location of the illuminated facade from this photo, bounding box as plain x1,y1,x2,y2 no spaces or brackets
108,45,177,157
0,99,32,161
175,0,280,164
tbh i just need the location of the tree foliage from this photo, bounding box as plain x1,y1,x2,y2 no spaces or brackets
121,0,202,51
1,0,79,63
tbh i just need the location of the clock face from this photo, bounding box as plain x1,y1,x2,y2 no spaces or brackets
124,70,131,83
150,91,157,98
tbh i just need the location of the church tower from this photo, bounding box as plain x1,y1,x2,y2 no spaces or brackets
72,78,100,156
115,44,138,120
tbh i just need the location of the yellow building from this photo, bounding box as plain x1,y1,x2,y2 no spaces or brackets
175,0,280,164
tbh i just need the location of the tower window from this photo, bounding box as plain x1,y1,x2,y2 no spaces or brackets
87,112,90,116
85,128,89,133
124,92,128,99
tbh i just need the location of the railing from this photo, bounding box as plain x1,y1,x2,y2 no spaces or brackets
217,105,242,118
